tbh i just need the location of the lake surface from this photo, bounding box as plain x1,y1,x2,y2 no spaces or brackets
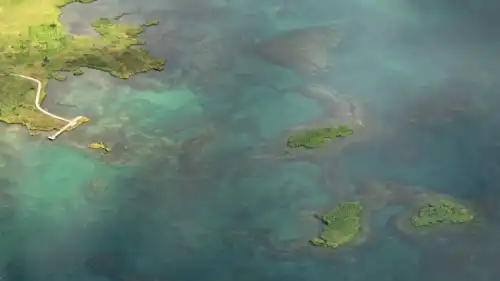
2,0,500,280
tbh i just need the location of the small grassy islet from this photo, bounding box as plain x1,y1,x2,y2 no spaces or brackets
309,201,362,248
286,125,353,149
89,141,110,153
0,0,165,131
411,199,474,228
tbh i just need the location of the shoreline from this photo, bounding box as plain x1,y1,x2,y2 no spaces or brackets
0,0,164,132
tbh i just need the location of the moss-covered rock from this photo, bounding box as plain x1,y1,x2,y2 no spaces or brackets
287,125,353,149
412,199,474,228
309,201,362,248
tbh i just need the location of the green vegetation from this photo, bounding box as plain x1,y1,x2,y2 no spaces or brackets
72,69,84,76
0,0,165,131
287,125,353,149
309,201,362,248
89,141,110,153
53,74,66,81
411,199,474,228
57,0,97,8
143,20,159,27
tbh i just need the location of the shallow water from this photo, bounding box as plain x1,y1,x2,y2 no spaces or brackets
3,0,500,280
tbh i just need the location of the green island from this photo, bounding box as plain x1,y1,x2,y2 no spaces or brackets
286,125,353,149
309,201,362,248
0,0,165,131
411,199,474,228
89,141,110,153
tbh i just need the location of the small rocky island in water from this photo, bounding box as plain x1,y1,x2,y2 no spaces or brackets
411,199,474,228
286,125,353,149
307,182,476,250
309,201,362,248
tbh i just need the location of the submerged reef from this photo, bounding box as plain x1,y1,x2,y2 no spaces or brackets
0,0,165,131
411,199,474,227
254,26,342,72
286,125,353,149
253,91,369,164
309,201,362,248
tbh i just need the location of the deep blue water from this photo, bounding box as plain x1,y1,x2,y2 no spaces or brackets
2,0,500,280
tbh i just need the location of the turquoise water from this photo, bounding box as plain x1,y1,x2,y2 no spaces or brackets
3,0,500,280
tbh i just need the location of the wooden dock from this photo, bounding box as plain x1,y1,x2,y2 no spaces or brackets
48,116,84,140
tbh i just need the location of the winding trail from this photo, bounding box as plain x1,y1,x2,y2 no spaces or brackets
12,73,71,123
12,73,85,140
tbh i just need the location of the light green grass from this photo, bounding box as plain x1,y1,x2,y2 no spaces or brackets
286,125,353,149
0,0,164,130
309,201,362,248
412,199,474,228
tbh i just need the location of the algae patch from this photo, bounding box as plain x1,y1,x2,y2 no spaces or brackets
412,199,474,228
287,125,353,149
309,201,362,248
0,0,165,131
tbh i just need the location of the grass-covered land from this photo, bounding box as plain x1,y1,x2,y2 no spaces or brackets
411,199,474,228
286,125,353,149
309,201,362,248
0,0,165,130
89,141,110,153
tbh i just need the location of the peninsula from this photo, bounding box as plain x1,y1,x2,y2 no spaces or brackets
0,0,165,131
